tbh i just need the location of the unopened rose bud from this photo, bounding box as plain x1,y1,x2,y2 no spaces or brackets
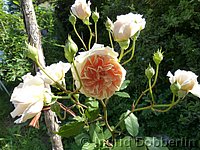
92,9,99,23
113,13,146,42
64,35,78,63
25,42,38,62
69,13,77,26
71,0,91,21
118,39,130,50
153,49,163,65
105,17,114,31
170,81,181,95
145,64,155,80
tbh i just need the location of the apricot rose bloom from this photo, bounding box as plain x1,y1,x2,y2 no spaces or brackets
72,44,126,100
167,69,200,98
71,0,91,20
10,73,52,124
38,61,71,85
113,13,146,42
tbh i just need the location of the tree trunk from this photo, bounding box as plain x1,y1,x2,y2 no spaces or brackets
20,0,64,149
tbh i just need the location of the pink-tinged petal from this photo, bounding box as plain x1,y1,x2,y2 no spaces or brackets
80,55,125,99
14,101,43,124
72,44,126,100
71,0,91,20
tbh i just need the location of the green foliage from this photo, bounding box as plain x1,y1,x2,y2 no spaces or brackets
144,137,169,150
85,99,99,121
114,92,130,98
124,110,139,137
0,90,50,150
0,1,31,82
35,4,66,65
0,125,51,150
57,120,85,138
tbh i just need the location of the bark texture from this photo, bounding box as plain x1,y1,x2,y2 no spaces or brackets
20,0,63,149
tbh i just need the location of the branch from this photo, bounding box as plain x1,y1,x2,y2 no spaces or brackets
20,0,63,149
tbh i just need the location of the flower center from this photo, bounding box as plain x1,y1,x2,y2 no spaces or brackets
80,54,123,99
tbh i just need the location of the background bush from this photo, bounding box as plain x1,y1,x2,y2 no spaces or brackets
0,0,199,149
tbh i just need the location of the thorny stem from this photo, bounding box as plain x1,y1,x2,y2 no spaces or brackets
87,25,93,49
148,79,155,105
123,47,133,56
118,48,125,63
95,22,98,43
108,31,114,49
114,96,179,131
58,102,76,117
70,94,87,109
152,94,180,112
121,37,136,65
99,99,114,141
73,24,87,50
52,95,71,99
134,64,159,108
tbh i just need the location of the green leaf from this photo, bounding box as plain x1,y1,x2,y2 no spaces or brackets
124,110,139,137
57,121,84,138
75,133,90,146
89,123,104,145
119,113,126,131
13,1,20,6
120,80,131,90
103,128,112,140
114,92,130,98
144,137,169,150
85,100,99,121
82,142,96,150
85,109,99,121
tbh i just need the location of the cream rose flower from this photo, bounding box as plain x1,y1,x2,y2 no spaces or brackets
38,61,71,85
71,0,91,20
167,69,200,98
113,13,146,42
10,73,52,124
72,44,126,100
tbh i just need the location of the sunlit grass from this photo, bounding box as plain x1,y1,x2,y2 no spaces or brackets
0,91,50,150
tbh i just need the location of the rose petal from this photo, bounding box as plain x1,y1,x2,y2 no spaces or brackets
190,84,200,98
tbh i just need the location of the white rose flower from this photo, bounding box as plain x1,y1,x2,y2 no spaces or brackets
71,0,91,20
72,43,126,100
167,69,200,98
39,61,71,85
113,13,146,42
10,73,52,124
